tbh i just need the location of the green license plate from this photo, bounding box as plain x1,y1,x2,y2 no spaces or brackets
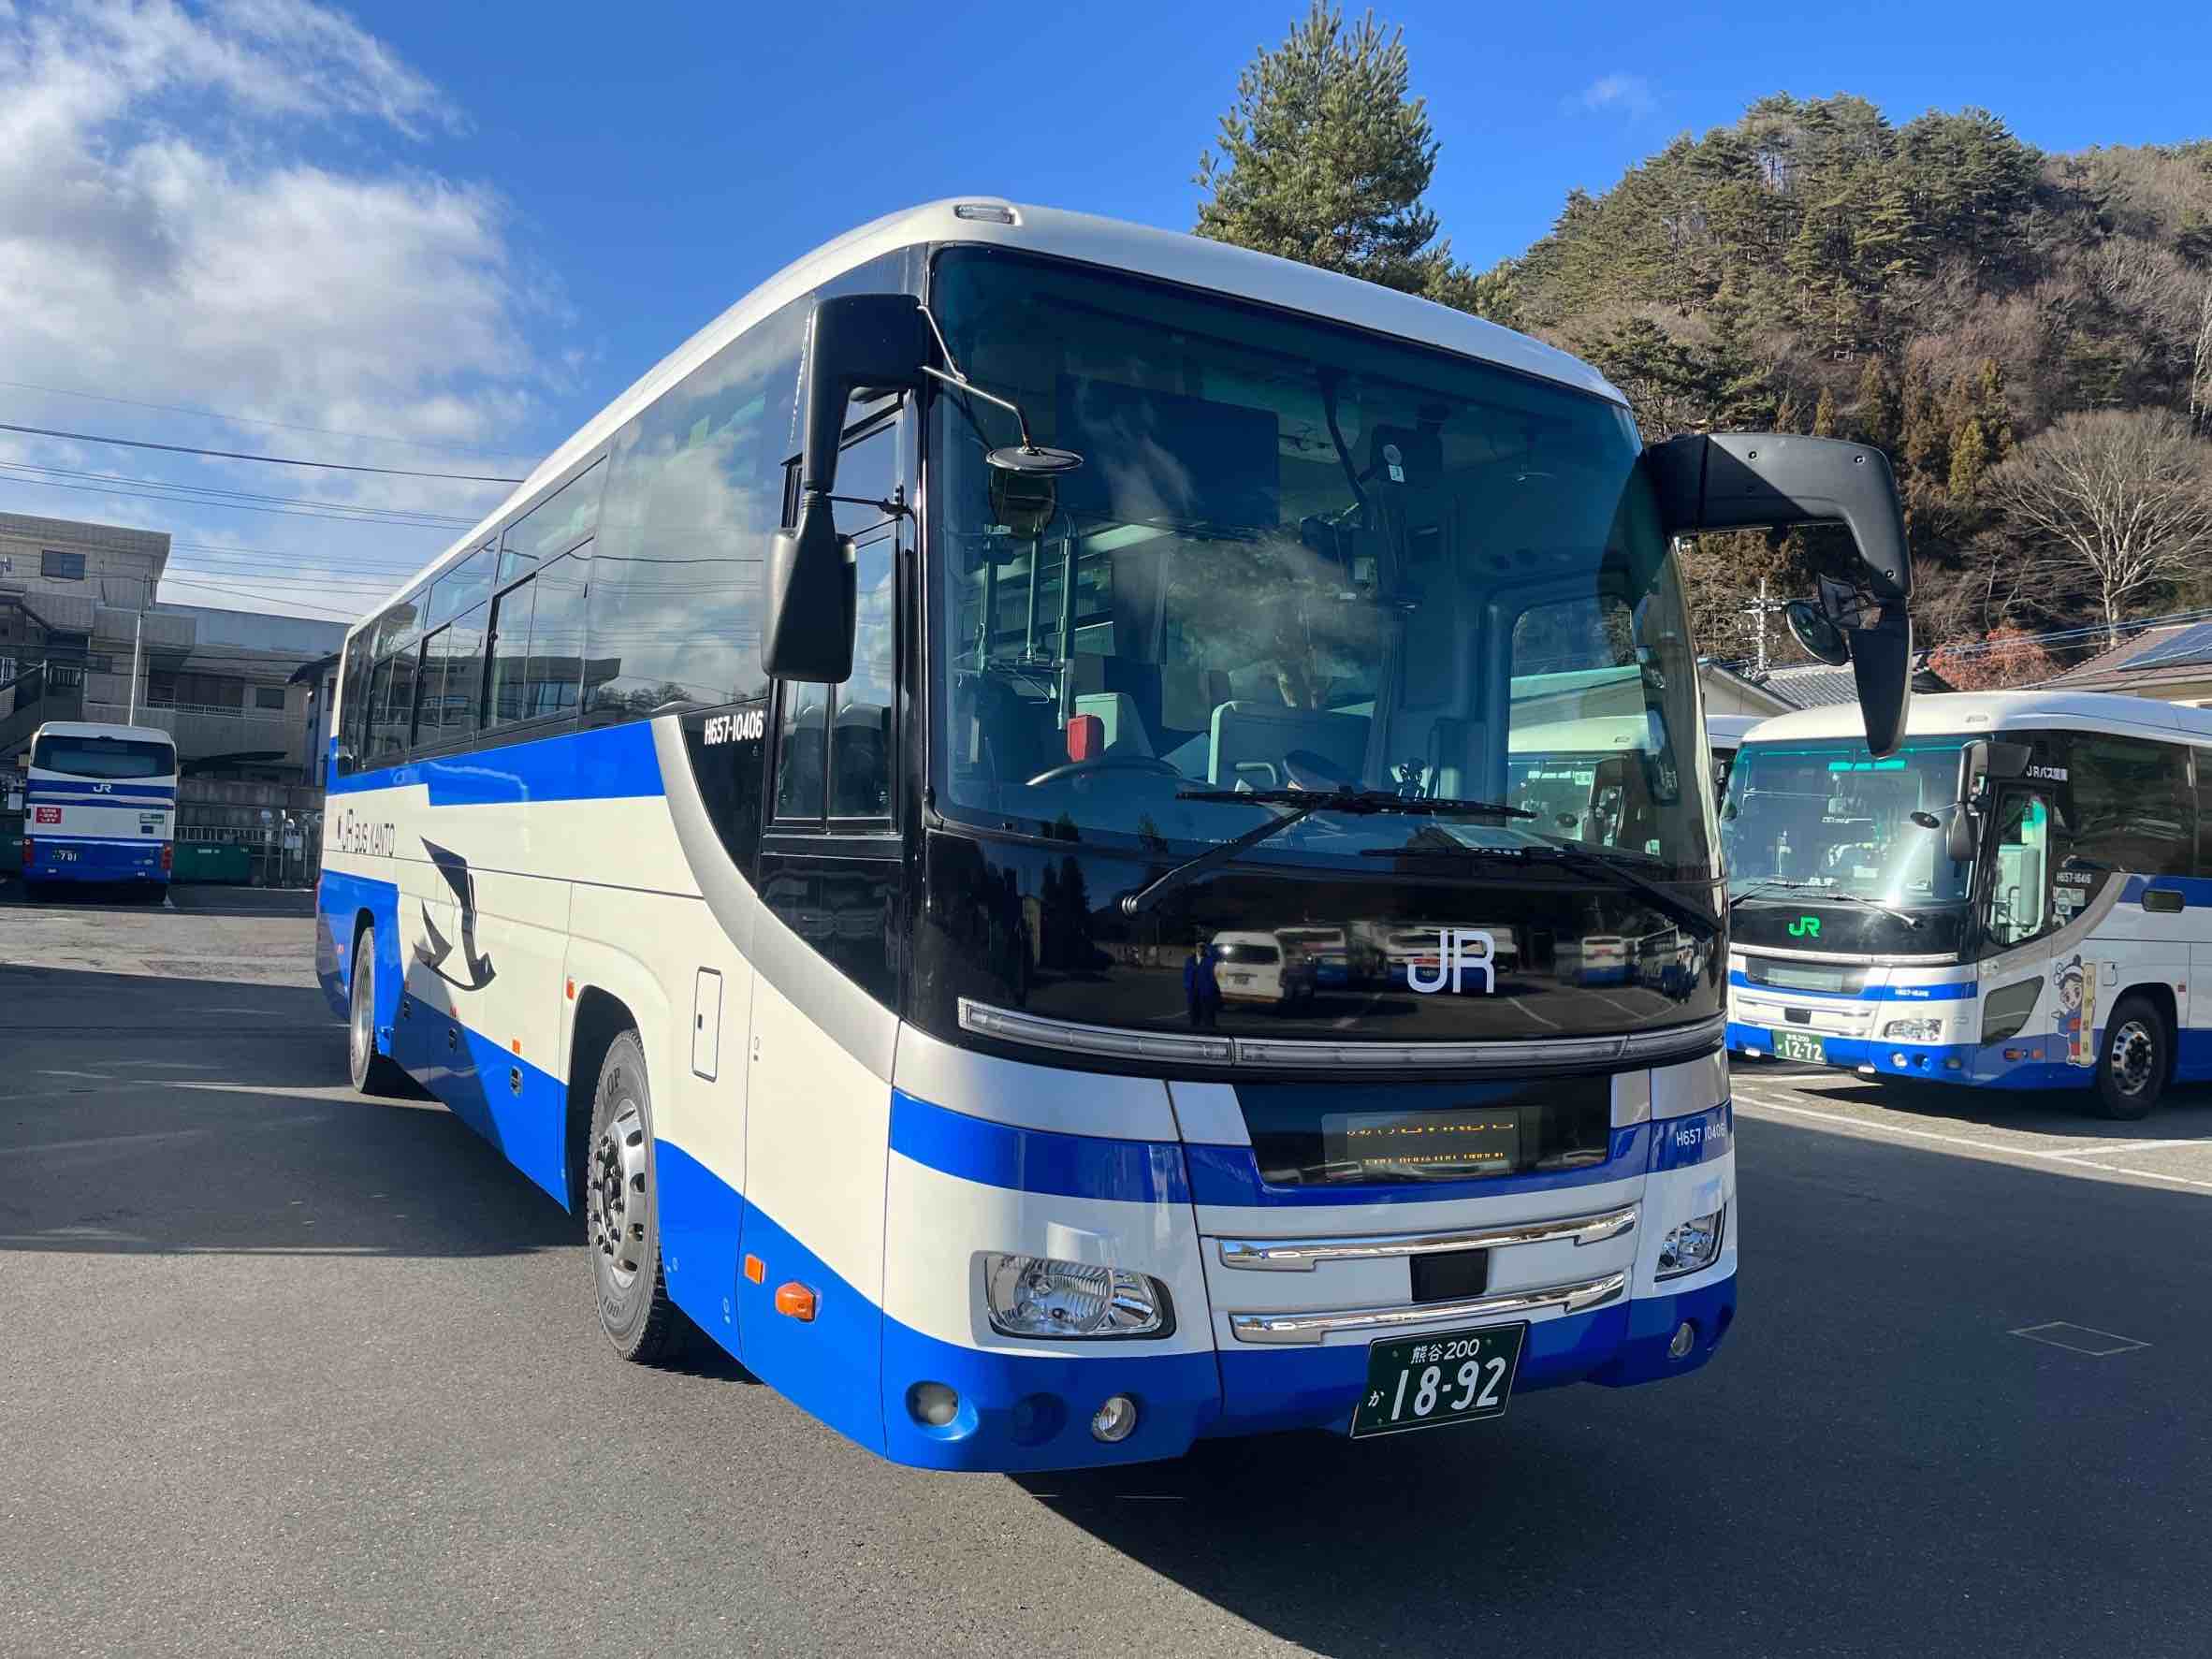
1771,1028,1826,1063
1350,1323,1525,1438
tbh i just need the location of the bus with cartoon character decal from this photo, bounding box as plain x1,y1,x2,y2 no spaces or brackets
1724,690,2212,1119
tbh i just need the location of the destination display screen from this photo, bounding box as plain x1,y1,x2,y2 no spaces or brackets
1320,1107,1530,1182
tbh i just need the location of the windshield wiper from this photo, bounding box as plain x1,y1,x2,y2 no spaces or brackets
1117,789,1533,917
1365,832,1722,936
1732,879,1923,931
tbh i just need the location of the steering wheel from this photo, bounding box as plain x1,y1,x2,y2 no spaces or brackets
1024,754,1185,789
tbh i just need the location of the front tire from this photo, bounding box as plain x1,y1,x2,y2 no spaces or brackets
588,1030,682,1363
347,925,407,1096
2094,994,2167,1121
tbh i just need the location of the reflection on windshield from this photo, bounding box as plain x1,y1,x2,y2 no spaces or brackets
1722,739,1971,906
926,247,1717,881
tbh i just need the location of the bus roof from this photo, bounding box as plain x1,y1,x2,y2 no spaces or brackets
27,720,177,748
354,198,1628,636
1739,690,2212,747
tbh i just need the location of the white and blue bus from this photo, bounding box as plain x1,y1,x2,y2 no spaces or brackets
21,719,177,896
1724,691,2212,1119
317,199,1914,1470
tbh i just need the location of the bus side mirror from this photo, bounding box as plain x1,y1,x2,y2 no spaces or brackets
1647,433,1913,758
764,293,933,683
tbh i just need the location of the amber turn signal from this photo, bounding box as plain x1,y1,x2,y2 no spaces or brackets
774,1282,818,1321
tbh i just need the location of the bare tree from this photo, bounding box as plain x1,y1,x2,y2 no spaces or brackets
2190,281,2212,436
1986,409,2212,648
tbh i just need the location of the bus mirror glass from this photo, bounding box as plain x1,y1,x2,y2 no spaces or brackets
1646,432,1913,757
1783,599,1849,666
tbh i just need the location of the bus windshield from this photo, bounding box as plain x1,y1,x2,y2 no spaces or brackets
1722,737,1971,907
925,247,1716,881
31,735,176,779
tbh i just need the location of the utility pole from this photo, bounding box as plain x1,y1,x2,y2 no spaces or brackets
127,607,143,722
1755,577,1768,675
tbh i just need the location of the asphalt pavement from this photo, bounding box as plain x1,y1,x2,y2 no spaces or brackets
3,882,2208,1657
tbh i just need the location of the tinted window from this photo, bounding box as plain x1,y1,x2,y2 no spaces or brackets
371,650,418,761
486,578,535,725
525,550,588,720
2063,735,2192,877
831,423,898,820
30,735,172,778
338,642,371,774
429,547,495,630
41,549,85,580
364,656,396,760
500,459,604,584
776,682,829,820
586,250,909,727
373,598,423,661
418,610,486,741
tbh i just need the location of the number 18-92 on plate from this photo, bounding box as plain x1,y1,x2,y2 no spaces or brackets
1350,1323,1527,1438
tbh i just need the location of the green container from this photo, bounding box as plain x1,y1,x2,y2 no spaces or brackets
173,842,252,884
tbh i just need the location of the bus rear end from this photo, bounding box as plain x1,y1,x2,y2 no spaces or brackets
22,721,178,894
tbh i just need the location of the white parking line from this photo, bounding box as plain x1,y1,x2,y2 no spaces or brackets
1506,996,1561,1028
2045,1140,2197,1159
1734,1094,2212,1193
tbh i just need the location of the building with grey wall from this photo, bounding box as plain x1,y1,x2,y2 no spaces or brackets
0,510,346,780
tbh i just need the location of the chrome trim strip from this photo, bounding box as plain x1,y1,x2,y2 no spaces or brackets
957,1000,1724,1072
1737,944,1961,967
1227,1271,1630,1345
1217,1203,1637,1271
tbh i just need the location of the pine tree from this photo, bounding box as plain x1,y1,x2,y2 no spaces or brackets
1195,5,1474,300
1812,386,1839,436
1900,358,1947,479
1855,356,1900,451
1948,417,1990,502
1974,357,2014,459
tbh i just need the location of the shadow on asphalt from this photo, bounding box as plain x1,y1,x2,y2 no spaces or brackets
1012,1114,2211,1658
1,964,574,1259
0,876,314,918
1734,1055,2212,1142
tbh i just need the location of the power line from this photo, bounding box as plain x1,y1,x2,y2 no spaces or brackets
0,418,527,483
0,378,540,463
154,575,359,619
0,459,477,526
0,467,482,529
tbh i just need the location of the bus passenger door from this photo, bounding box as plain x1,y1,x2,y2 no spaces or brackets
1982,789,2064,1062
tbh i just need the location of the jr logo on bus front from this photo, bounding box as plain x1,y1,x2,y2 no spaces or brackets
1407,928,1498,995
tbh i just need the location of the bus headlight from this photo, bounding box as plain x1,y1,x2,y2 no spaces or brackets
1883,1017,1943,1042
982,1254,1171,1339
1656,1208,1726,1279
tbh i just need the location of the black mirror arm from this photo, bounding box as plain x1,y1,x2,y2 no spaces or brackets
919,364,1038,453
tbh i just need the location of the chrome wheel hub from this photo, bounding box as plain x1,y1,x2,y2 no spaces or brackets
350,959,371,1075
592,1099,649,1288
2112,1020,2156,1096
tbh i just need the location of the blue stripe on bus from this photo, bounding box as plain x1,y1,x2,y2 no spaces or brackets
27,832,167,844
889,1091,1192,1205
1186,1122,1652,1210
325,719,662,805
1648,1103,1731,1171
1728,971,1975,1001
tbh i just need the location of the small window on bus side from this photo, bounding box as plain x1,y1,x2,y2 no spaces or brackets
499,458,604,585
487,577,536,726
429,547,495,631
364,655,397,762
526,550,588,721
338,645,371,774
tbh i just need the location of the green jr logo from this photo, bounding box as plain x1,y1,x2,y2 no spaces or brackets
1787,915,1823,939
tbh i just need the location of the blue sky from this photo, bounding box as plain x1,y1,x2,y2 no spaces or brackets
0,0,2205,622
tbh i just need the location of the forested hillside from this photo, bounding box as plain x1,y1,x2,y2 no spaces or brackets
1193,12,2212,679
1480,96,2212,669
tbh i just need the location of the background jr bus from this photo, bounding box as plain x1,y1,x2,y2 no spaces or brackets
20,720,177,897
1723,691,2212,1119
317,198,1910,1471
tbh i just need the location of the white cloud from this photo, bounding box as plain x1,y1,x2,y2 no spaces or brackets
0,1,549,618
1569,72,1658,120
